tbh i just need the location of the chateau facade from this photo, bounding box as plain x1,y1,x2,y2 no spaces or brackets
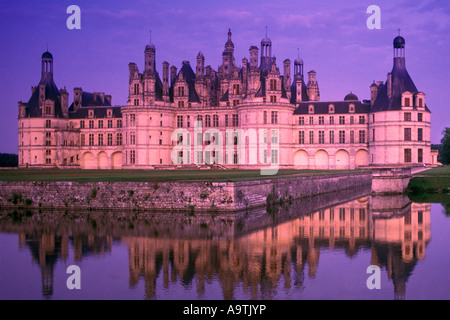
18,31,431,170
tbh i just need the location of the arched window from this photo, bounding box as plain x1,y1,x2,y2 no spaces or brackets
205,115,211,127
213,114,219,127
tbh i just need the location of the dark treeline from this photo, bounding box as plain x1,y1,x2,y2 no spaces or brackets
0,153,18,167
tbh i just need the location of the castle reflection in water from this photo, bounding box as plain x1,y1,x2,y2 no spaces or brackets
1,191,431,300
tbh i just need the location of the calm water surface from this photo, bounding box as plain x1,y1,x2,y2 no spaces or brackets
0,191,449,300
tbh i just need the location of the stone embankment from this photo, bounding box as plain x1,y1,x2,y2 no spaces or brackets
0,171,372,212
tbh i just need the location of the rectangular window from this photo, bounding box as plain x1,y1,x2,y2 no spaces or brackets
263,111,268,124
130,132,135,145
270,95,277,103
339,130,345,144
359,116,365,124
225,114,229,127
329,116,334,125
299,116,304,125
108,120,112,128
187,115,190,128
418,149,423,163
350,130,355,144
130,150,135,164
319,116,324,125
404,128,412,141
405,97,411,107
130,114,136,126
80,120,85,129
418,113,423,122
98,120,103,128
98,134,103,146
89,134,94,146
404,148,412,163
177,115,183,128
89,120,94,129
81,134,85,146
339,116,345,125
271,111,278,124
271,149,278,164
350,116,354,125
134,83,139,95
213,115,219,127
309,116,313,125
309,131,314,144
233,84,240,95
116,133,122,145
45,120,51,128
271,130,278,144
232,114,239,126
418,128,423,141
404,112,412,121
117,119,122,128
418,98,423,108
107,133,113,146
329,130,335,144
270,79,277,91
372,129,375,142
359,130,365,143
318,130,325,144
299,131,305,144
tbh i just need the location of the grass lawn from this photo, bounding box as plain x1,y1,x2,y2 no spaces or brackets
0,168,367,182
409,166,450,193
413,166,450,177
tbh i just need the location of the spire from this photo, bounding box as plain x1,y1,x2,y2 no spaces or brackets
225,28,234,55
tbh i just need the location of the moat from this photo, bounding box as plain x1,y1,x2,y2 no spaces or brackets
1,187,449,300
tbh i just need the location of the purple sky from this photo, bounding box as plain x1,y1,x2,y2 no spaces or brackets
1,0,449,154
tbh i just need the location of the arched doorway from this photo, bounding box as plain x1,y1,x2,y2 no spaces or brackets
82,152,96,169
314,150,329,170
294,150,309,169
98,152,108,169
111,152,123,169
335,150,350,169
355,149,369,168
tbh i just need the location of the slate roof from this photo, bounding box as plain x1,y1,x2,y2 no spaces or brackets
371,57,429,112
25,75,64,118
294,100,370,115
170,62,200,103
69,106,122,119
290,74,309,104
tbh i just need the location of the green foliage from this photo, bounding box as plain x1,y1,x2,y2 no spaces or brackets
407,177,450,193
440,127,450,165
0,153,18,167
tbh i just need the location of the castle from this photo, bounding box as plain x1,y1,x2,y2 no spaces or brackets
17,30,431,170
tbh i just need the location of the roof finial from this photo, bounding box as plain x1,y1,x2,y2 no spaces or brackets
297,48,300,58
265,26,268,37
150,29,152,42
398,28,401,36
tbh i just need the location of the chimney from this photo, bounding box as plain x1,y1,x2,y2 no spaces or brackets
170,65,177,85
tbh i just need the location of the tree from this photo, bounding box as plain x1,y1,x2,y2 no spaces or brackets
0,153,18,167
441,127,450,165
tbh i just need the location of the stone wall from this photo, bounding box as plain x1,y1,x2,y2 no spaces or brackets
0,171,372,212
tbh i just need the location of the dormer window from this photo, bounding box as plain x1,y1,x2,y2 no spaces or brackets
107,109,113,118
402,91,413,108
88,110,94,118
308,104,314,114
349,104,355,113
415,92,425,108
328,104,334,114
178,86,185,97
